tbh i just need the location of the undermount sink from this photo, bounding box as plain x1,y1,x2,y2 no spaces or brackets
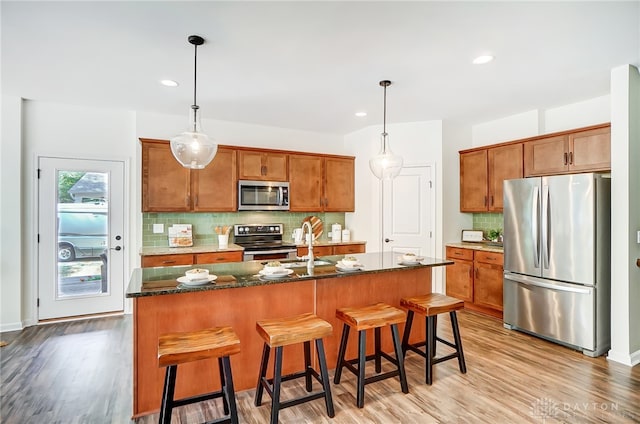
281,260,333,268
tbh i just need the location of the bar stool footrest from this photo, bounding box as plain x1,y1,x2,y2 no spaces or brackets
170,390,226,409
259,369,329,412
340,351,401,385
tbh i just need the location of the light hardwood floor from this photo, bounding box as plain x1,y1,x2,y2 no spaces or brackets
1,311,638,423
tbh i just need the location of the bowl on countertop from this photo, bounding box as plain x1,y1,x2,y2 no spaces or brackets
185,268,209,281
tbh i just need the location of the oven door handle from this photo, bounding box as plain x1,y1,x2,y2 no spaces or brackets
245,248,297,255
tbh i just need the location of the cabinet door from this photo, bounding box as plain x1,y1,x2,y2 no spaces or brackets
195,251,243,264
324,157,355,212
141,254,193,268
474,262,503,311
192,147,237,212
238,150,288,181
488,144,523,212
523,135,568,177
333,243,365,254
569,126,611,172
445,259,473,302
460,150,488,212
141,140,191,212
289,154,323,211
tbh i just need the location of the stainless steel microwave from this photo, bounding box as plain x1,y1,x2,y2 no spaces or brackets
238,180,290,211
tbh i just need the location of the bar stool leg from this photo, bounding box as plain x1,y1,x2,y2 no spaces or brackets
270,347,284,424
401,310,415,354
431,315,438,357
315,338,335,418
450,311,467,374
304,341,313,392
221,356,239,424
356,329,367,408
390,324,409,394
254,343,271,407
159,365,177,424
426,316,435,385
374,327,382,373
218,357,229,415
333,324,350,384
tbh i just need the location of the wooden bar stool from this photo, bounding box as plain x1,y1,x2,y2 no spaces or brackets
333,302,409,408
401,293,466,385
254,312,334,424
158,326,240,424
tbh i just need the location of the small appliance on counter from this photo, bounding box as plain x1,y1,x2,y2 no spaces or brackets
168,224,193,247
461,229,484,243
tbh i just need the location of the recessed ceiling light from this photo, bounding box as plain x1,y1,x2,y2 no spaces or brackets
355,111,367,117
160,79,179,87
472,55,494,65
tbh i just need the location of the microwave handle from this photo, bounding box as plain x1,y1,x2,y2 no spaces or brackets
278,186,283,205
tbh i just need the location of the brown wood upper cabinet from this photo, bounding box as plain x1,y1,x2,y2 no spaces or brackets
289,154,355,212
237,150,288,181
141,139,237,212
524,125,610,177
460,143,523,213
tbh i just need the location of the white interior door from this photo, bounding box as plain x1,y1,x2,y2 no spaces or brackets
382,165,435,258
38,157,125,320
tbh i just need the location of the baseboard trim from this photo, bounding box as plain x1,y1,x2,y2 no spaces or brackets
0,321,24,333
607,348,640,367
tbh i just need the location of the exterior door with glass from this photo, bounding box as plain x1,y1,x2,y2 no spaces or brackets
38,157,125,320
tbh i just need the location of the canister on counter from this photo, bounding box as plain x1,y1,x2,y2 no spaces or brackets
341,229,351,242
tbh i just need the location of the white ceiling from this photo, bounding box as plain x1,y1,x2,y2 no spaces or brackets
2,1,639,135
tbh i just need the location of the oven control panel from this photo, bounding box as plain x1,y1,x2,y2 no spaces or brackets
234,224,283,236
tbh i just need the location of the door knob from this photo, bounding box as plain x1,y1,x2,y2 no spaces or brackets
384,238,393,243
111,246,122,251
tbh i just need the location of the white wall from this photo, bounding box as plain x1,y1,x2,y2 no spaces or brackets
344,120,445,290
442,120,473,245
1,96,23,331
609,64,640,366
471,96,611,147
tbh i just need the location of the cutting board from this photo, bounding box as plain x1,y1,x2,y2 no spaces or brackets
302,216,323,240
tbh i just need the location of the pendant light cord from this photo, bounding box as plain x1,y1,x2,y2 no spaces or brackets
382,83,387,136
193,43,198,109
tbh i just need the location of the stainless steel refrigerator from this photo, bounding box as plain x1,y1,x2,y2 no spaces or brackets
503,173,611,357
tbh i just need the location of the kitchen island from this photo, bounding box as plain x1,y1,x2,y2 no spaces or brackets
126,252,452,417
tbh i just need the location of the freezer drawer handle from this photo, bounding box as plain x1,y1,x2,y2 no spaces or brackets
505,273,591,294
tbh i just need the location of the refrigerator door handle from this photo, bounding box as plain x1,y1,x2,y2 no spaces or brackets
504,272,592,294
541,184,549,269
532,186,540,268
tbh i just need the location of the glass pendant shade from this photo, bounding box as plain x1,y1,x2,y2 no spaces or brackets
170,106,217,169
369,132,403,180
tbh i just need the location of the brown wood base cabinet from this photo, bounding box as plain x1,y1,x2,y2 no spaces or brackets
141,251,243,268
445,246,503,318
296,242,365,257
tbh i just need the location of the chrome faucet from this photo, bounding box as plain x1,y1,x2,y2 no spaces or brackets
301,221,314,270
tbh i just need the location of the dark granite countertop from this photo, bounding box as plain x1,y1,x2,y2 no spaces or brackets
126,252,452,298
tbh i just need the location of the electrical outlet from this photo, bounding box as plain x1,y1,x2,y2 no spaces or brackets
153,224,164,234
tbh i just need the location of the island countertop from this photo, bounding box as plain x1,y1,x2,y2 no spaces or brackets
126,252,452,298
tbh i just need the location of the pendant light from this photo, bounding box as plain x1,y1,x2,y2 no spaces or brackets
369,80,403,180
170,35,217,169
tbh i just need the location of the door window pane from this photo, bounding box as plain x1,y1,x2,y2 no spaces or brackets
56,171,109,298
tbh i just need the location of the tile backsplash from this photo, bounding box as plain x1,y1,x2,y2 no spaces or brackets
472,213,503,238
143,212,346,247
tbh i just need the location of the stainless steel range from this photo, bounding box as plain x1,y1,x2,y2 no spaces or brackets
234,223,297,261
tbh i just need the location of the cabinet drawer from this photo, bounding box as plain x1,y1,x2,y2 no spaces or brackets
333,244,365,254
141,254,193,268
475,250,504,266
297,245,333,257
195,251,243,264
446,247,473,261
